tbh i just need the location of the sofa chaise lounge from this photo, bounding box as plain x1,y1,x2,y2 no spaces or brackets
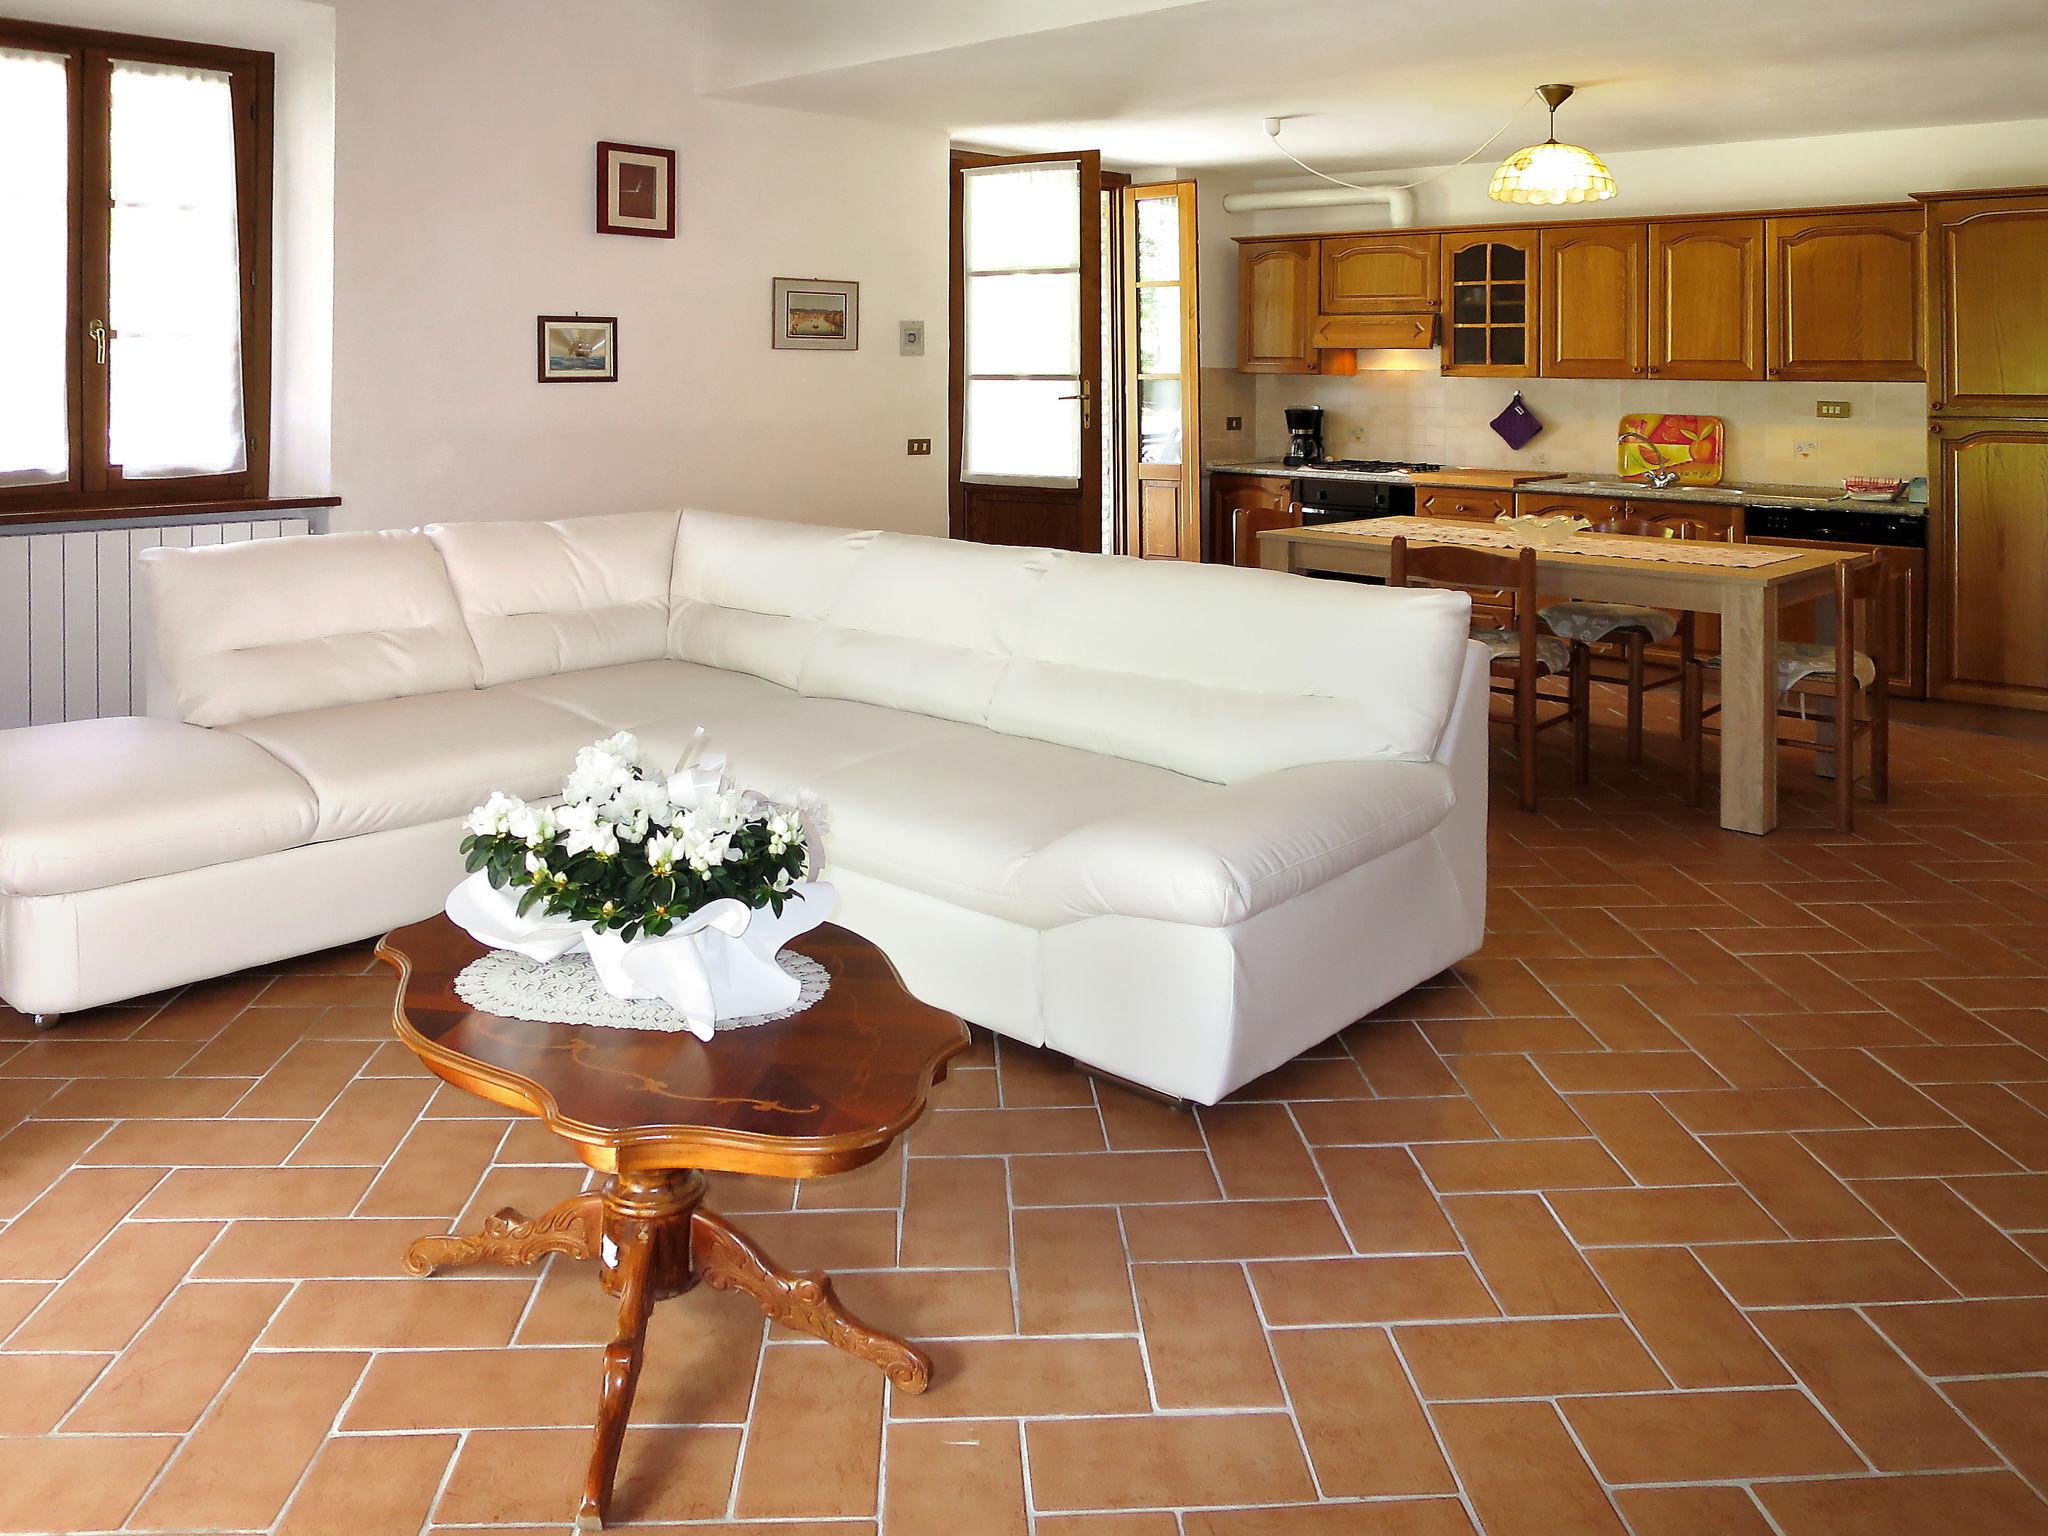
0,509,1487,1102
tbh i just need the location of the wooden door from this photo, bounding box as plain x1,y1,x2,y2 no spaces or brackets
1765,210,1924,382
951,150,1103,550
1319,233,1438,314
1124,180,1201,560
1237,240,1316,373
1650,219,1763,380
1932,423,2048,707
1539,223,1646,378
1440,231,1537,377
1925,191,2048,417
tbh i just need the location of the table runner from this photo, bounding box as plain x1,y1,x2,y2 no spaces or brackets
1320,516,1805,568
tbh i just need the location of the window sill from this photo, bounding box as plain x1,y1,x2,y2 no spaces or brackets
0,495,341,531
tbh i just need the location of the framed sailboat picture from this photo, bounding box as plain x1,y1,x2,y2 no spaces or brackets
772,277,859,351
537,316,617,382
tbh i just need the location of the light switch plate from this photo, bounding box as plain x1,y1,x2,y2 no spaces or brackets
1816,400,1852,418
1225,415,1244,431
907,438,932,456
899,321,925,357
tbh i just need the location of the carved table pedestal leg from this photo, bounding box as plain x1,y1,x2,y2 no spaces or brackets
405,1170,929,1531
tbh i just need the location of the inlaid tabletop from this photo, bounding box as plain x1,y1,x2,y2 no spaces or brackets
379,916,968,1176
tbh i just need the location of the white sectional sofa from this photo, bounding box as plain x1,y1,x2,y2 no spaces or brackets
0,509,1488,1103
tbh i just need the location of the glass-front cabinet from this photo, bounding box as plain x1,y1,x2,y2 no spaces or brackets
1441,230,1538,377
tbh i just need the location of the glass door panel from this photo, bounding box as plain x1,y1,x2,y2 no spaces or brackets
1123,180,1200,558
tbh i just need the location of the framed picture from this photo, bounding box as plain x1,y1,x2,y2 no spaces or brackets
596,142,675,238
772,277,859,351
537,315,617,382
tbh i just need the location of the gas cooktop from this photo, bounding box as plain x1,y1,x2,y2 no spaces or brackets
1315,459,1445,474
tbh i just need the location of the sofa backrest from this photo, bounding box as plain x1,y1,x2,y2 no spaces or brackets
986,552,1472,781
668,509,875,689
427,510,679,686
138,529,482,727
799,532,1055,725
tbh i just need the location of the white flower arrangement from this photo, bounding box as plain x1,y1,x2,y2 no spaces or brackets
460,732,828,941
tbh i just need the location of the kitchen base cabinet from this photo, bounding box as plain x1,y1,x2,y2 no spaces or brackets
1212,473,1296,567
1931,424,2048,708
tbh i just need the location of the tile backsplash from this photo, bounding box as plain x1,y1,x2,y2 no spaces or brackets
1241,359,1929,486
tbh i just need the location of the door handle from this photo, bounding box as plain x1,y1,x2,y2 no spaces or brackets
87,319,108,365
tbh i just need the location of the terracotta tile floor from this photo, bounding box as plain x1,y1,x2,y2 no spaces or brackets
3,696,2047,1534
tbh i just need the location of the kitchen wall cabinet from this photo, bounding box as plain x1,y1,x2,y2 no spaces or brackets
1441,231,1538,377
1212,473,1296,566
1237,240,1317,374
1930,424,2048,707
1650,219,1764,380
1765,211,1925,382
1319,233,1439,314
1538,223,1647,379
1923,189,2048,418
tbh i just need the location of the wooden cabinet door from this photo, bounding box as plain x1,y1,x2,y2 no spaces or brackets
1539,223,1646,378
1415,487,1514,521
1932,424,2048,706
1925,192,2048,416
1212,473,1296,566
1441,231,1537,377
1650,219,1763,380
1238,240,1316,373
1320,233,1439,314
1765,210,1925,383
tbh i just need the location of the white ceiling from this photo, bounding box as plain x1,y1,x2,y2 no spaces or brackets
688,0,2048,172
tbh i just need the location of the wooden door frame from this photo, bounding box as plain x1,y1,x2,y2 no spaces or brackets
1121,178,1202,560
948,148,1105,550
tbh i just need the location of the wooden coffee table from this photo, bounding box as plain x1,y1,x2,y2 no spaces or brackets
376,915,968,1531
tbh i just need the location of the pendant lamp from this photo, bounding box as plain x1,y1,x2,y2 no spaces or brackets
1489,83,1616,205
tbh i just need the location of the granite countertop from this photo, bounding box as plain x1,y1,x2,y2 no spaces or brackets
1206,460,1924,516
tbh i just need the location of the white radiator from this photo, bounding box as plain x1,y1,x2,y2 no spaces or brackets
0,515,314,729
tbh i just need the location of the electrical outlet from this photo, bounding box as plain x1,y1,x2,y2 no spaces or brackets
1225,415,1243,431
1816,400,1852,418
1347,426,1369,445
906,438,932,456
898,321,925,357
1795,440,1819,460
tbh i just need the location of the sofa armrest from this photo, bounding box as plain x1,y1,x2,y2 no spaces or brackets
1020,757,1458,929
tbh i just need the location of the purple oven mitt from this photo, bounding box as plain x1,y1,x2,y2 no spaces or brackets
1489,392,1543,450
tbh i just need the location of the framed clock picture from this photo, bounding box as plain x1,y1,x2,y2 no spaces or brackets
596,142,675,238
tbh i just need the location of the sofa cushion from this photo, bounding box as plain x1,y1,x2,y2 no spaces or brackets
988,553,1473,782
804,729,1207,925
668,509,874,689
0,717,317,896
1022,758,1458,927
227,688,602,842
799,533,1055,725
139,528,483,727
427,510,680,686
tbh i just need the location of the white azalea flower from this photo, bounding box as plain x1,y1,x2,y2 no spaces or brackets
506,803,557,847
609,777,672,831
464,790,526,838
556,802,608,856
587,821,620,859
644,831,681,875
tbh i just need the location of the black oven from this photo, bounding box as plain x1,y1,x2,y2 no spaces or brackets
1297,475,1415,526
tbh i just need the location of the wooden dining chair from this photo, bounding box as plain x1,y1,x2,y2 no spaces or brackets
1537,515,1727,766
1684,552,1892,831
1390,536,1589,813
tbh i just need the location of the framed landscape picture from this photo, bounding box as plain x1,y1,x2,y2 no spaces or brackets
772,277,859,351
596,142,675,238
537,315,617,382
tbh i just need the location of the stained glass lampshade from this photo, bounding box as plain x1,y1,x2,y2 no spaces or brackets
1489,139,1617,204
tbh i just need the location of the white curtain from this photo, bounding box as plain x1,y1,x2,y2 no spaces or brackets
108,58,247,479
0,48,71,486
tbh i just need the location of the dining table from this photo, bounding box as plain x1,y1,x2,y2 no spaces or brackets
1258,516,1862,835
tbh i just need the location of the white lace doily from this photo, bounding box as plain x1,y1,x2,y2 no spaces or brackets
454,947,830,1033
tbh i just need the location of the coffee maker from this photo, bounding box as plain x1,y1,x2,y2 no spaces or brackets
1284,406,1326,467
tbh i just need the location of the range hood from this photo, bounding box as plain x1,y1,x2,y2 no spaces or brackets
1311,313,1438,350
